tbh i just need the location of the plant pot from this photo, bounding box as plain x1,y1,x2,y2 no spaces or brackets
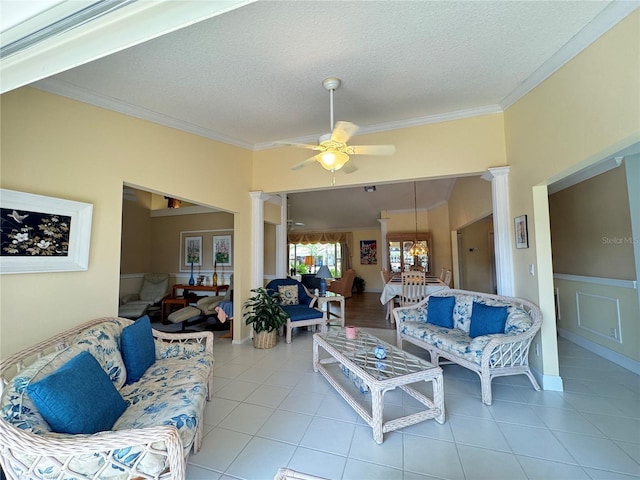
252,330,277,349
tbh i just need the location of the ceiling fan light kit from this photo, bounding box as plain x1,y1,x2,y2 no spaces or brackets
284,77,396,181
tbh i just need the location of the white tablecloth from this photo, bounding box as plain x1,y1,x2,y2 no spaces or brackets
379,277,449,305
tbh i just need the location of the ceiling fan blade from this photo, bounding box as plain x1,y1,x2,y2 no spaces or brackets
350,144,396,156
342,160,358,174
277,141,321,151
330,121,359,144
291,154,319,170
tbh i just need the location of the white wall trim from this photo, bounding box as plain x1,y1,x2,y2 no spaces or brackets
531,367,564,392
576,292,623,344
554,273,637,289
559,328,640,375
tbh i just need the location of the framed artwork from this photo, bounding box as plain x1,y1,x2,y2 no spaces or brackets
0,189,93,274
360,240,377,265
184,236,202,266
515,215,529,249
213,234,232,267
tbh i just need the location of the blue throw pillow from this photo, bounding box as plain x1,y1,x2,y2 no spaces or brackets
469,302,509,338
121,315,156,384
427,296,455,328
26,351,127,434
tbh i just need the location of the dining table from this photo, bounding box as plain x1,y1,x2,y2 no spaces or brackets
380,275,450,322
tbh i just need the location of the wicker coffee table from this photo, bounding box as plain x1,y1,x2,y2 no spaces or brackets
313,329,445,444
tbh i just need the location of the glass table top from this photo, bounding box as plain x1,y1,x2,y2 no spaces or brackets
316,329,436,381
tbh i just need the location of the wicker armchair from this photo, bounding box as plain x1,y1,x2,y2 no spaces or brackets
327,269,356,298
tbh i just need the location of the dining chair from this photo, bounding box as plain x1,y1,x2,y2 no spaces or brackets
400,271,428,307
439,267,447,282
443,270,452,287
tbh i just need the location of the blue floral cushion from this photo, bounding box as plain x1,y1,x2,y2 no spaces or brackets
26,351,127,434
469,302,508,338
121,315,156,384
505,307,533,334
71,318,128,389
116,353,212,453
427,296,455,328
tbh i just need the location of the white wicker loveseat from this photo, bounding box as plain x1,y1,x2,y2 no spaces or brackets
0,316,214,479
394,289,542,405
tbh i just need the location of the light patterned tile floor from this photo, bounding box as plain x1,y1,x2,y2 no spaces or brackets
187,327,640,479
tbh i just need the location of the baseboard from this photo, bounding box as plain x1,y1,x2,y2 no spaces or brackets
558,328,640,375
531,367,564,392
232,335,252,345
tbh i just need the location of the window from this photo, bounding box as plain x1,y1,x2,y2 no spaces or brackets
288,242,342,277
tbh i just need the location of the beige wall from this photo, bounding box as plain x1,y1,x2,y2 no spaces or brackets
549,165,635,279
448,176,493,231
459,216,494,293
1,87,253,358
120,189,153,274
253,114,506,193
350,229,382,293
504,10,640,377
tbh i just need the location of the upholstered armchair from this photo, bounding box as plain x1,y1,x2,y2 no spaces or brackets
327,269,356,298
118,273,169,319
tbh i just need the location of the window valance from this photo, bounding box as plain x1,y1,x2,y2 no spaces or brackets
287,232,353,245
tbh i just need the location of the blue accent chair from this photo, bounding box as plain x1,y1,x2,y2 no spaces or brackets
265,278,327,343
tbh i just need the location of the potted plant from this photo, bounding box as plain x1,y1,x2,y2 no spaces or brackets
353,276,366,294
243,287,289,349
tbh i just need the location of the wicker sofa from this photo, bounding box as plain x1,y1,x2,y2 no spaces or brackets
0,316,214,480
394,289,542,405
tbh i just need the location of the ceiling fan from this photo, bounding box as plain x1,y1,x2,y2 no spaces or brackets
282,78,396,177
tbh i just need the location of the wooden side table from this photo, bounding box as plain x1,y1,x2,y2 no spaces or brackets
316,292,345,327
172,284,229,297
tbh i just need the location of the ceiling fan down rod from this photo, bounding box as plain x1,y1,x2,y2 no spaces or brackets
322,77,341,131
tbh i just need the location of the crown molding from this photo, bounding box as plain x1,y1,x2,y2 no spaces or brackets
33,78,255,150
500,1,639,109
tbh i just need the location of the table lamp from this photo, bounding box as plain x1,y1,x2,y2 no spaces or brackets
315,265,334,296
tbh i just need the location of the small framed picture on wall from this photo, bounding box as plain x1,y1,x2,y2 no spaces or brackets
184,236,202,266
514,215,529,249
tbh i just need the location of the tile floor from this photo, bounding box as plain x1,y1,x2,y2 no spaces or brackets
187,327,640,480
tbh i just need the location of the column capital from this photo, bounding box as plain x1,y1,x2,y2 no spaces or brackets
250,191,272,202
481,166,510,181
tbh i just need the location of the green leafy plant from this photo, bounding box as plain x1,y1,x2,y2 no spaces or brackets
243,287,289,333
353,276,366,293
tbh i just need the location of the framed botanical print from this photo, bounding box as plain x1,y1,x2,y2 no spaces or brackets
515,215,529,249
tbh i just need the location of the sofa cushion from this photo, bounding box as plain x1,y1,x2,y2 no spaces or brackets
282,304,323,322
116,352,212,454
505,306,533,335
71,318,128,389
121,316,156,384
266,278,313,306
469,302,508,338
26,351,127,434
427,296,455,328
278,285,300,305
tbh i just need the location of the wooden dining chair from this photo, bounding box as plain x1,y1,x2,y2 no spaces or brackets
400,271,428,307
439,267,447,282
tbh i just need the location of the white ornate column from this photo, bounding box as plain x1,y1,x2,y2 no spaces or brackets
250,191,270,289
378,218,389,271
482,167,514,296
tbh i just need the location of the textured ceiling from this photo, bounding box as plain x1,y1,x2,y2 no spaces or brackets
11,0,633,229
32,0,617,149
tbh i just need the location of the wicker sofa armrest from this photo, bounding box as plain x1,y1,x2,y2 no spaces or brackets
0,422,185,480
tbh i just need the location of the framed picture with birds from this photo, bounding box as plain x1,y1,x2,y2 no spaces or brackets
0,189,93,274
